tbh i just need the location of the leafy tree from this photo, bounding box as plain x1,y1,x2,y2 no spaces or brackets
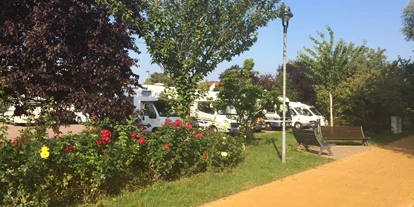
0,0,143,128
140,0,282,120
274,61,316,104
402,0,414,41
397,58,414,125
296,26,366,126
334,48,411,132
216,59,278,143
256,73,274,91
144,72,175,86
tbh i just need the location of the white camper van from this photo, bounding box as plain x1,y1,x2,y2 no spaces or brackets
289,102,317,129
131,84,180,132
263,96,292,130
298,104,328,126
190,85,239,134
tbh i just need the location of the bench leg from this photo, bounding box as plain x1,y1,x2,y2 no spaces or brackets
318,148,322,156
362,140,369,146
327,148,334,156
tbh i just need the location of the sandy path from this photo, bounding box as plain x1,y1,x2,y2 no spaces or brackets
202,136,414,207
2,124,85,140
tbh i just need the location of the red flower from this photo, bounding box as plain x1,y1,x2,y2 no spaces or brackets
137,137,146,145
100,149,106,155
202,153,207,159
164,119,172,125
101,129,112,138
209,130,215,134
64,145,74,153
195,132,204,139
173,125,177,130
174,119,183,127
163,143,170,151
75,180,80,185
131,132,137,138
96,139,105,146
12,140,20,147
186,123,193,129
54,134,61,139
92,114,98,119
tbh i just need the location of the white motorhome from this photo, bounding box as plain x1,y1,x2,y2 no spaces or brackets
297,103,328,126
289,102,317,129
131,84,180,132
190,85,239,134
263,96,292,130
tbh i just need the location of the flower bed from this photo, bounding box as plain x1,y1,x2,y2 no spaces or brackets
0,116,244,206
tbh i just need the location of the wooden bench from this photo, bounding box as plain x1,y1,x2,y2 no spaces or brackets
320,126,370,146
292,128,334,156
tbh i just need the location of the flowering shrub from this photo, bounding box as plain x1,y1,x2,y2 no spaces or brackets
0,117,244,206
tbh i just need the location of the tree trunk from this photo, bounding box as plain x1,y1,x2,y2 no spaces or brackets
329,91,333,127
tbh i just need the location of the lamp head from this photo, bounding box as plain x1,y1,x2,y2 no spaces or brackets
282,5,293,23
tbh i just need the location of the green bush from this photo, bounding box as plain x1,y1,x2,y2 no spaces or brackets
0,116,244,206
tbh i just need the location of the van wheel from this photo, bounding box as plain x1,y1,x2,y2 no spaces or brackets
294,122,302,129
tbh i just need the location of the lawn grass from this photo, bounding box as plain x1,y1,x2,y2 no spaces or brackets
87,131,332,207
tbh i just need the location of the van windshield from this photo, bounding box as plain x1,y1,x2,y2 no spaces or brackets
218,105,237,115
153,102,178,117
309,107,322,116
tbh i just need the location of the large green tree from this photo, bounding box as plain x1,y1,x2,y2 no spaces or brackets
140,0,282,120
334,48,411,131
0,0,143,127
296,26,366,126
402,0,414,41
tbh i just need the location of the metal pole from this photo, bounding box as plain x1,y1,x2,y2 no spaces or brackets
282,25,287,163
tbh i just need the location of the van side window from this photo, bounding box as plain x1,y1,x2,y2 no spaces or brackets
144,104,156,118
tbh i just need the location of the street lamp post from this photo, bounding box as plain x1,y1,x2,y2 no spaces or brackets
281,5,293,163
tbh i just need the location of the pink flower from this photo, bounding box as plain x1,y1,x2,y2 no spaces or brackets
131,132,137,138
163,143,170,151
137,137,146,145
174,119,183,127
186,123,193,129
202,153,207,159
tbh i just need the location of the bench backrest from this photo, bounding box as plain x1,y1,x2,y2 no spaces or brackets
320,126,365,139
292,128,322,147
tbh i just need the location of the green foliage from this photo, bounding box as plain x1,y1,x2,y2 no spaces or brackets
140,0,282,120
144,72,175,87
401,0,414,41
296,25,366,91
0,115,243,206
216,60,279,142
333,49,412,132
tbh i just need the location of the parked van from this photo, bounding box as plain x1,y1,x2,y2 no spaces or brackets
289,102,316,129
190,89,239,134
131,84,180,132
300,104,328,126
263,96,292,130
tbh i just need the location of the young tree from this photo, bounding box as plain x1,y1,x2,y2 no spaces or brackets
140,0,282,120
402,0,414,41
0,0,143,127
216,59,278,143
296,26,365,126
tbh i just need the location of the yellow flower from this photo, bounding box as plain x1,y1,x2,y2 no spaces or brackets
91,134,98,139
40,151,50,159
221,152,228,157
242,143,246,151
41,146,49,152
222,136,226,140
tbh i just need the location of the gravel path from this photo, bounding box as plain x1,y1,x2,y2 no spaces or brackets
202,135,414,207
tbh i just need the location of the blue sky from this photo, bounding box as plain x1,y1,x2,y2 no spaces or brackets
131,0,414,81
